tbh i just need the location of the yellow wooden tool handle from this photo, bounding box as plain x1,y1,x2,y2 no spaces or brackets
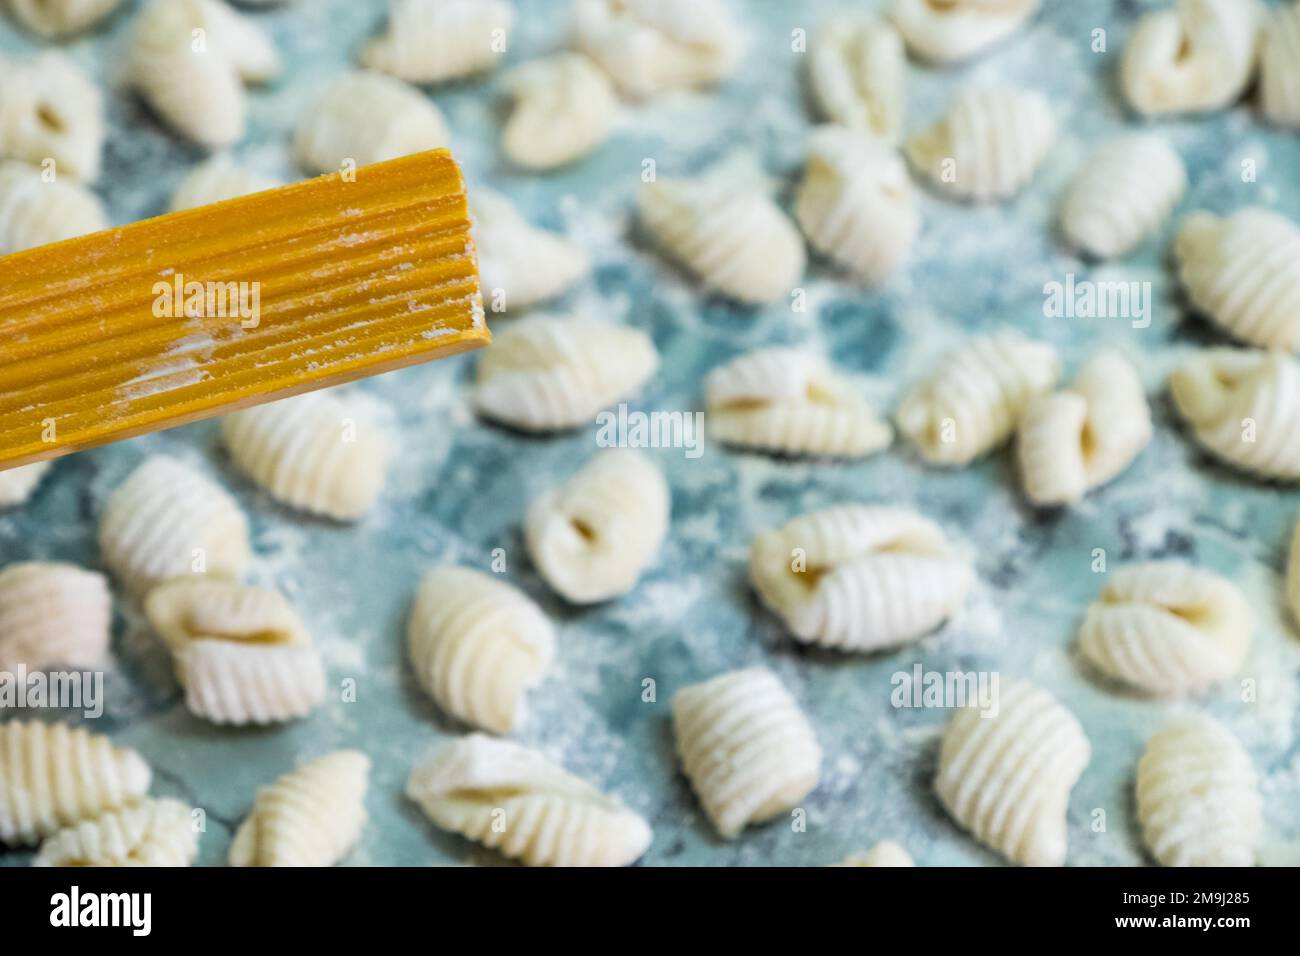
0,148,486,471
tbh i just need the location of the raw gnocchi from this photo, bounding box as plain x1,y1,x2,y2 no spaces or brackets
34,798,199,867
168,155,282,212
1261,1,1300,127
0,561,111,672
807,16,905,141
502,53,615,171
0,461,51,507
0,51,105,181
6,0,121,37
890,0,1040,64
0,160,107,254
835,841,914,867
361,0,514,84
470,188,589,312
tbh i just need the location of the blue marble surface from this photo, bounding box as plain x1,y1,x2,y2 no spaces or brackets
2,0,1300,866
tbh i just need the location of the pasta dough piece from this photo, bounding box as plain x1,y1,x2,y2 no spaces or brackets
1016,351,1152,506
897,329,1060,466
229,751,370,867
935,679,1090,867
0,161,107,254
6,0,121,37
168,155,282,212
1289,516,1300,628
0,721,151,847
705,347,893,458
361,0,514,84
571,0,741,98
890,0,1040,64
34,798,199,867
474,315,658,431
144,577,326,726
407,566,555,733
1121,0,1263,116
129,0,280,148
524,449,669,603
471,188,589,311
672,667,821,839
795,126,918,285
0,461,50,507
1078,562,1251,696
1136,716,1261,867
0,561,111,672
807,16,905,141
502,53,615,171
906,87,1055,202
1260,1,1300,127
1174,208,1300,352
835,840,914,867
221,389,393,521
98,455,251,595
750,505,972,651
0,52,105,181
1169,348,1300,481
294,70,448,174
1060,134,1187,259
406,733,652,866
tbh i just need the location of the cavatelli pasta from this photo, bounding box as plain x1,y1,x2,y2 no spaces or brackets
0,562,111,672
1260,1,1300,127
0,461,51,507
0,160,107,254
502,53,615,171
890,0,1040,65
807,16,905,141
34,798,199,867
835,840,914,867
6,0,122,37
168,155,282,212
361,0,514,84
0,51,105,180
470,188,589,312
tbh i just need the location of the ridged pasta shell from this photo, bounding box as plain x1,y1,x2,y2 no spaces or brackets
1078,562,1251,696
98,455,251,595
294,70,448,174
0,52,105,180
1121,0,1263,116
502,53,615,171
229,751,370,866
474,314,659,431
407,566,555,733
0,461,51,507
889,0,1040,64
1060,134,1187,259
571,0,741,98
906,87,1055,202
1260,1,1300,127
835,840,914,867
0,721,152,847
129,0,280,148
524,449,669,603
1174,208,1300,352
1136,716,1261,866
1017,351,1152,506
0,561,111,671
1169,347,1300,480
672,667,821,839
406,733,652,866
639,171,805,303
221,389,393,521
796,126,918,284
706,347,893,458
471,188,589,312
750,505,972,651
897,329,1060,466
0,161,107,254
34,798,199,867
1289,515,1300,628
361,0,514,84
7,0,122,37
935,679,1090,866
807,16,905,141
168,155,281,212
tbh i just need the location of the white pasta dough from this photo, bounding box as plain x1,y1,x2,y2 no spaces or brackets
99,456,251,595
706,347,893,458
571,0,741,98
470,188,589,312
1060,134,1186,259
0,161,107,254
361,0,514,84
168,155,282,212
890,0,1040,64
1174,208,1300,352
1016,351,1152,506
0,52,105,181
0,461,51,507
221,389,393,521
474,314,659,432
1260,1,1300,127
502,53,615,171
750,505,972,652
0,561,111,672
6,0,121,37
835,840,914,867
1136,716,1261,867
0,721,152,847
229,751,370,867
34,798,199,867
406,733,652,866
407,566,555,733
1169,348,1300,481
1078,562,1251,696
1121,0,1263,116
294,70,448,174
524,449,669,603
672,667,821,839
128,0,280,148
906,87,1055,202
145,577,326,726
897,329,1060,466
935,679,1090,867
807,16,905,141
1290,516,1300,628
796,126,918,285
